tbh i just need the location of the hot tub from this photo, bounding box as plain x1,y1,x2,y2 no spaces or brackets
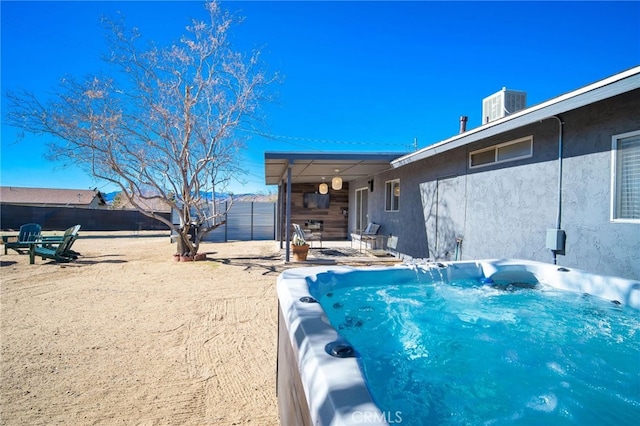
276,260,640,425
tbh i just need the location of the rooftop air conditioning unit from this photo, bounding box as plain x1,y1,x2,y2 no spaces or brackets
482,87,527,124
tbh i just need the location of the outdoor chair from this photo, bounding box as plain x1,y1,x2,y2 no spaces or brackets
4,223,41,254
31,233,79,264
386,235,399,257
40,224,81,259
351,223,381,252
292,223,322,248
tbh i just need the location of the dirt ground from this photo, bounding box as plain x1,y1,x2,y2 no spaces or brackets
1,233,288,425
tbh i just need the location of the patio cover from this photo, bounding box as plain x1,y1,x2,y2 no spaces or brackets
264,151,403,185
264,151,405,261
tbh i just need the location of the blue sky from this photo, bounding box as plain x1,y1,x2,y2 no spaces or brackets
2,0,639,195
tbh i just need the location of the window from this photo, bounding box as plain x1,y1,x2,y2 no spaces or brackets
385,179,400,212
611,130,640,222
469,136,533,168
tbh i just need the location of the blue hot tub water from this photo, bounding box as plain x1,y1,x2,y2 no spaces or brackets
311,269,640,425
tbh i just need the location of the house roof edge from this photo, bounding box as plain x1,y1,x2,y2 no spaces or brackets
392,66,640,168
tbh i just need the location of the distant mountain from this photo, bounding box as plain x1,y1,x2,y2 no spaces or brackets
102,191,119,203
232,193,277,202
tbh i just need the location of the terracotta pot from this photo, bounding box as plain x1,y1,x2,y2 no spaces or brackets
173,254,181,262
180,255,193,262
292,244,309,261
194,253,207,261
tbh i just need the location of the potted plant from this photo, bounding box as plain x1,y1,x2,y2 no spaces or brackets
291,234,309,261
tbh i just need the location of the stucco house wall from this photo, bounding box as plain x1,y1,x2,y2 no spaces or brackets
453,119,560,263
351,89,639,280
559,90,640,278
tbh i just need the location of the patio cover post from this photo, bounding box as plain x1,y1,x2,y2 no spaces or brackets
277,182,284,249
285,166,292,262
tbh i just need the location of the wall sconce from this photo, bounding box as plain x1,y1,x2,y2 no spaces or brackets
319,177,328,194
331,169,343,190
368,180,374,192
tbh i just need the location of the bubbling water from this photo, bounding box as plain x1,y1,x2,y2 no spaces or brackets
318,278,640,425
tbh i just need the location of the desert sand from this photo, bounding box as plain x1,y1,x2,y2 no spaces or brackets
1,232,288,425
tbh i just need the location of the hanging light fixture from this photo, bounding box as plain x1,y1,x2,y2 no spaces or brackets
319,177,328,194
331,169,343,190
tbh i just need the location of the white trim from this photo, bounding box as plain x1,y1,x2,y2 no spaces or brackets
354,186,369,231
610,129,640,223
469,136,533,169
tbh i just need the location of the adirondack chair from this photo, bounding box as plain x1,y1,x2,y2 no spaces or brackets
4,223,41,254
30,234,77,264
40,225,81,258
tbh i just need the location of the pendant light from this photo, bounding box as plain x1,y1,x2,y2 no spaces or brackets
319,177,328,194
331,169,343,191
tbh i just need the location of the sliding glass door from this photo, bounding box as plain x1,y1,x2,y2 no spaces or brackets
355,187,369,231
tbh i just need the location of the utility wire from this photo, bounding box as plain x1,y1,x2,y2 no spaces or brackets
241,128,411,149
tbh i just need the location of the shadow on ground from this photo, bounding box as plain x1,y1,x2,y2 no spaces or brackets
212,253,285,276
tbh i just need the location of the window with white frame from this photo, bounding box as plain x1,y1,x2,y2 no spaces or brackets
385,179,400,212
611,130,640,222
469,136,533,168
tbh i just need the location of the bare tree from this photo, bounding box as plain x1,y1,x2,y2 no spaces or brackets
5,1,275,257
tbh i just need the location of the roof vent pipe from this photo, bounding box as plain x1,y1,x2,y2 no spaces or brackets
459,116,468,133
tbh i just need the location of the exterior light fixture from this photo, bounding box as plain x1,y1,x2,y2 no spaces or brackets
331,169,343,191
319,177,328,194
